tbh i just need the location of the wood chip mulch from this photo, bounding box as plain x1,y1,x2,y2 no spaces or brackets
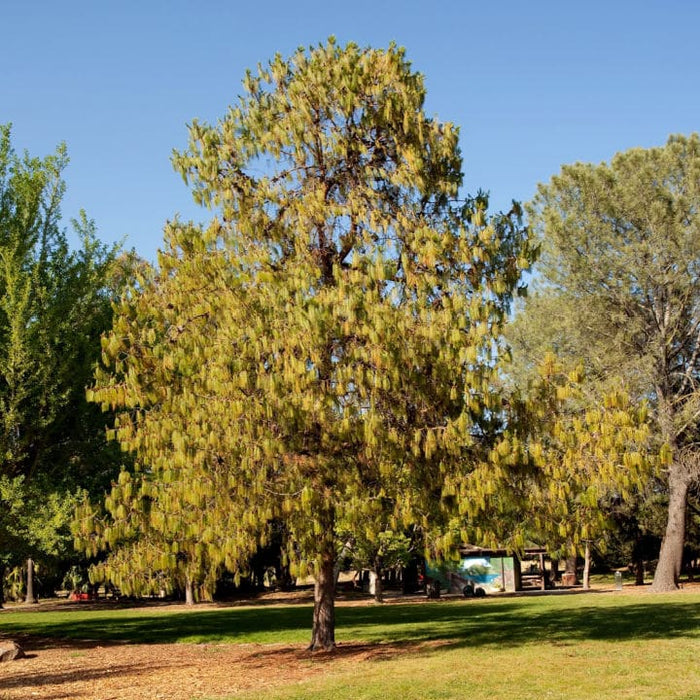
0,635,424,700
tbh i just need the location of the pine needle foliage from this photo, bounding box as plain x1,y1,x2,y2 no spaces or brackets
83,39,534,648
508,135,700,589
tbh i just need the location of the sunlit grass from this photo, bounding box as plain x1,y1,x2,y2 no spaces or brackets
231,636,700,700
2,590,700,699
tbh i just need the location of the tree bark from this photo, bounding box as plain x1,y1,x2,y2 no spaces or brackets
184,577,195,606
582,542,591,590
25,558,38,604
309,546,336,651
372,555,384,603
652,466,689,591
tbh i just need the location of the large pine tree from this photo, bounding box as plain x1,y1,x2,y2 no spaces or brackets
88,39,534,649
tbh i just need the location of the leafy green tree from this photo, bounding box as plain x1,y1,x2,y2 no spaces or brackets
508,135,700,590
345,529,413,602
76,411,242,605
88,39,534,649
0,124,121,601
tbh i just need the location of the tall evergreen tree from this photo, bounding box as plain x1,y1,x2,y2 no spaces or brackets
508,135,700,590
88,40,534,649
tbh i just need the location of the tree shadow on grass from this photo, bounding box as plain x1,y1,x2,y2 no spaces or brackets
1,595,699,651
335,597,700,650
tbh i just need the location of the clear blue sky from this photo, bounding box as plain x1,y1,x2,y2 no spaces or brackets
3,0,698,261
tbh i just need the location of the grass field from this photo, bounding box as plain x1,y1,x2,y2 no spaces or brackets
2,589,700,699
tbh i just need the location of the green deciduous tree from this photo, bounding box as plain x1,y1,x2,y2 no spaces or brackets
87,39,534,649
508,134,700,590
345,529,413,602
0,124,122,601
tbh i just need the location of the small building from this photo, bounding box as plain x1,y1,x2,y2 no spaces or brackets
425,546,550,594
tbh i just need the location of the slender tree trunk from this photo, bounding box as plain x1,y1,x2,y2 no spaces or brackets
582,542,591,590
372,555,384,603
0,565,5,609
25,558,38,604
652,466,689,591
184,577,195,606
309,544,336,651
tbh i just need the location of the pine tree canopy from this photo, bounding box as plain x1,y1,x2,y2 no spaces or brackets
84,39,535,648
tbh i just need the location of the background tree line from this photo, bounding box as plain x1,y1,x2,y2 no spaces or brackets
0,123,126,603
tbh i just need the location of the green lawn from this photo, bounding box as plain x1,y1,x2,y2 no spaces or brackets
2,590,700,699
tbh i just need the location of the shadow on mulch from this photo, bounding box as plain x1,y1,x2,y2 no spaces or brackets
0,658,169,693
2,632,128,652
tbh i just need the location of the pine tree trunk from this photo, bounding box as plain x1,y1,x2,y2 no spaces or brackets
184,577,195,606
25,558,38,604
582,542,591,590
652,466,689,591
308,546,336,651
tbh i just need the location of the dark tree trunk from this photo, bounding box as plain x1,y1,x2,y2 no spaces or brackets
632,532,646,585
652,466,689,591
184,577,195,606
275,560,294,591
309,545,336,651
550,559,560,583
0,565,5,608
402,558,418,594
25,558,38,604
372,555,384,603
